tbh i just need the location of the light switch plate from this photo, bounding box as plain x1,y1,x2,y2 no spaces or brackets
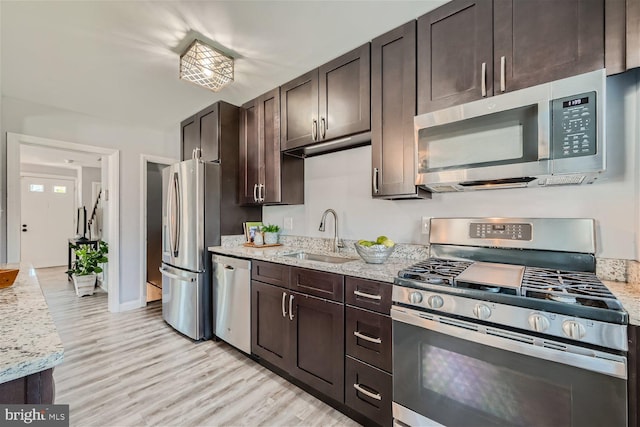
284,217,293,231
421,217,431,235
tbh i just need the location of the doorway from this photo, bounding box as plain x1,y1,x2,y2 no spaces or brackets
139,154,176,306
7,132,120,313
20,175,76,268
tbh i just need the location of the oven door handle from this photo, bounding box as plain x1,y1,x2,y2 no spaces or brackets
391,307,627,380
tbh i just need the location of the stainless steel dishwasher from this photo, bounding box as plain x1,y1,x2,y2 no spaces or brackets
212,254,251,354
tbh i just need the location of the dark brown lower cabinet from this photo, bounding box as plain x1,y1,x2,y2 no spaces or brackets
345,356,393,427
251,272,345,403
251,280,290,371
346,306,392,373
289,292,344,402
0,369,55,404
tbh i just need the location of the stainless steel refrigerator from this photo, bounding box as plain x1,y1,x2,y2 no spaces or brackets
160,103,261,340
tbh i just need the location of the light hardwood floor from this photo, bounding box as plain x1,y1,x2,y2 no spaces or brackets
38,267,359,427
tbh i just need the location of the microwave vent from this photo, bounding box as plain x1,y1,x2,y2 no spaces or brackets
428,185,460,193
545,175,586,186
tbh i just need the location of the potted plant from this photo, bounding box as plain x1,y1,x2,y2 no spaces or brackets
67,241,108,296
262,224,281,245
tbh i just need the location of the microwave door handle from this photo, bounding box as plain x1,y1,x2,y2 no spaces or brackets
538,98,551,161
481,62,487,97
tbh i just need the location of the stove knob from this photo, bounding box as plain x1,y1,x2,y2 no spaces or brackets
427,295,444,309
409,292,423,304
528,313,550,332
562,320,586,340
473,304,491,320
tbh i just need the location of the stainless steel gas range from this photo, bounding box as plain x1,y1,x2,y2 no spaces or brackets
391,218,628,427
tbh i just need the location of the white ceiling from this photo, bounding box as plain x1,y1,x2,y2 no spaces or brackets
1,1,445,133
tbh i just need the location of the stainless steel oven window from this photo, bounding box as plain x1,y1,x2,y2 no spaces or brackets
392,312,627,427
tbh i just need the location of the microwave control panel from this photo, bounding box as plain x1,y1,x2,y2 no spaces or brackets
552,91,597,159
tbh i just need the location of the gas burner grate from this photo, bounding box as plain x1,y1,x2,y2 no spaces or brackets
521,267,623,310
398,258,472,286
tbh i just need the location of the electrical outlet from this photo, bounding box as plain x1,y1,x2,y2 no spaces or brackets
284,217,293,231
421,217,431,235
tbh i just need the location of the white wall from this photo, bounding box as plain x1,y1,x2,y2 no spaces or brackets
265,71,640,260
81,166,101,209
20,163,77,177
1,96,179,306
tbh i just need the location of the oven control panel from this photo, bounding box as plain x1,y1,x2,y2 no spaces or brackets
552,91,597,159
470,223,532,240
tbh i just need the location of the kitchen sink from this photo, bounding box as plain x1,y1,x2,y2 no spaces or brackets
282,251,355,264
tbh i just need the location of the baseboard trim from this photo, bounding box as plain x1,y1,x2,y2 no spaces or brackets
118,300,143,312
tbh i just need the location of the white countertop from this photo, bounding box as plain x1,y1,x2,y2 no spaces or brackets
0,265,64,384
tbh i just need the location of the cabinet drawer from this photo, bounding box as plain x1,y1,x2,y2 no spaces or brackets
346,306,392,372
345,356,392,427
252,261,289,288
289,267,344,302
345,277,392,314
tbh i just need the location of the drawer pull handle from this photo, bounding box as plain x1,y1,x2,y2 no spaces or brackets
353,383,382,401
282,292,287,318
354,331,382,344
354,290,382,300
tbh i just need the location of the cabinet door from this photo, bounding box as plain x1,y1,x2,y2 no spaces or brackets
371,21,420,198
417,0,493,114
289,291,345,402
318,44,371,141
198,103,220,162
239,98,261,205
180,114,199,161
260,88,282,204
281,70,319,151
494,0,604,93
251,280,290,371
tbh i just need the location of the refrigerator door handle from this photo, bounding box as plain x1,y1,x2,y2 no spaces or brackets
159,267,195,282
172,172,181,257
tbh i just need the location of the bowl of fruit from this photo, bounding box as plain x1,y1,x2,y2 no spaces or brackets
354,236,396,264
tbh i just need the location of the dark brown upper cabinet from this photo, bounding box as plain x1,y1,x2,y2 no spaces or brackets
418,0,605,114
281,44,371,152
239,89,304,206
605,0,640,75
371,21,430,200
180,102,229,162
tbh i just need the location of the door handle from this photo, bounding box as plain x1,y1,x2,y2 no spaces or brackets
253,184,258,202
224,265,235,271
289,294,294,321
354,331,382,344
500,56,506,92
481,62,487,97
320,117,326,139
171,172,181,257
159,267,195,282
312,119,318,141
372,168,379,194
282,292,287,318
258,184,265,202
353,383,382,401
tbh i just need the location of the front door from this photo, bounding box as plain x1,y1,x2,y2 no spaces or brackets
20,176,75,268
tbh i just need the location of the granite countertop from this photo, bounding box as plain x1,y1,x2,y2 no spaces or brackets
605,280,640,326
211,238,640,327
208,244,415,284
0,265,64,384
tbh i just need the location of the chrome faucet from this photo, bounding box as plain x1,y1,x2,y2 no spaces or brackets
318,209,343,253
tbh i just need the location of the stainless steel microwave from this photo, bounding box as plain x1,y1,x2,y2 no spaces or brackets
414,69,606,192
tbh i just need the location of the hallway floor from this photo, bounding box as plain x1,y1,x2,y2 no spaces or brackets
38,267,357,427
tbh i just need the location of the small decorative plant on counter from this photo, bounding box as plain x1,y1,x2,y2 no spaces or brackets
67,241,108,296
262,224,281,245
